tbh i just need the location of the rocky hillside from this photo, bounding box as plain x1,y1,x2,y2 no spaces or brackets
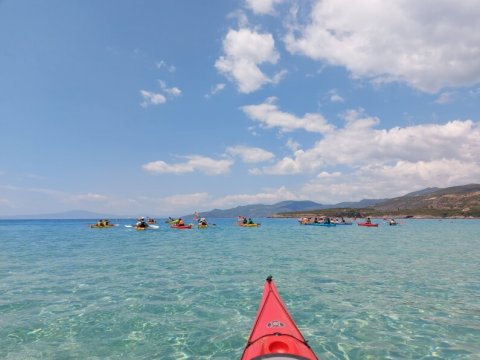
374,184,480,213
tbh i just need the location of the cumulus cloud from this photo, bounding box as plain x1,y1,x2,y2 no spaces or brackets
140,90,166,107
300,159,480,204
142,156,234,175
246,0,284,15
215,28,283,93
226,145,274,163
285,0,480,93
256,108,480,175
242,97,334,133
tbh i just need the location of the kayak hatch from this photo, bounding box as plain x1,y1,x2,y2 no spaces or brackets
241,276,318,360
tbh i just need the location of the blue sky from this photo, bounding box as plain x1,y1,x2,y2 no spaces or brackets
1,0,479,217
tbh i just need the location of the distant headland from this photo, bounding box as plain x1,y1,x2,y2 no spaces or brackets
194,184,480,219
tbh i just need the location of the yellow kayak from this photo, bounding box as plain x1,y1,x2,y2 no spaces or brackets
239,223,261,227
90,224,115,228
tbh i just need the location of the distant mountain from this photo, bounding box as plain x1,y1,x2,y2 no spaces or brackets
191,201,324,218
374,184,480,211
190,199,385,218
403,187,439,197
0,209,119,220
334,198,385,208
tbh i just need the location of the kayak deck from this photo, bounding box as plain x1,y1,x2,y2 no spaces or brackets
241,276,318,360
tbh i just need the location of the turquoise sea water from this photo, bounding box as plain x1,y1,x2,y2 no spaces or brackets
1,218,479,359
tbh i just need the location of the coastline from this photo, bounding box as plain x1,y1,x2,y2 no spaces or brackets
268,214,480,220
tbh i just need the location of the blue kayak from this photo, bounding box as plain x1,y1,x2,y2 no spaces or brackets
304,222,336,227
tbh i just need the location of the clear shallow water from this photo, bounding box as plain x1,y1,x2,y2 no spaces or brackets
1,218,479,359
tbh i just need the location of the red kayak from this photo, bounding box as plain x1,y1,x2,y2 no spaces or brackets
357,222,378,227
170,224,193,229
241,276,318,360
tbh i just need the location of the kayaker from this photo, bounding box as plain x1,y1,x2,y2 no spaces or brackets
243,217,248,224
366,217,372,224
136,217,147,228
248,218,254,224
177,218,185,226
198,218,208,226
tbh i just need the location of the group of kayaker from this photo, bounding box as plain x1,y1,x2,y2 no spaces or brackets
98,219,110,226
237,216,259,226
299,216,337,225
91,219,113,228
298,216,398,227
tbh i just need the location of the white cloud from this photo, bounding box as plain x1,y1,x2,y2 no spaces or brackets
246,0,284,15
286,138,300,152
434,91,455,104
300,159,480,204
205,83,226,98
215,28,283,93
329,89,345,102
159,80,182,97
142,156,234,175
285,0,480,93
140,81,181,107
248,102,480,178
140,90,166,107
226,145,274,163
156,60,176,73
67,193,109,203
242,97,334,133
211,186,297,208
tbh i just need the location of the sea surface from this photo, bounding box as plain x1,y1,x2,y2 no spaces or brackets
1,218,479,359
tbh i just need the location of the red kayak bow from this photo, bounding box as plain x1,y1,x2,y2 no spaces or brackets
241,276,318,360
357,222,378,227
170,224,193,229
